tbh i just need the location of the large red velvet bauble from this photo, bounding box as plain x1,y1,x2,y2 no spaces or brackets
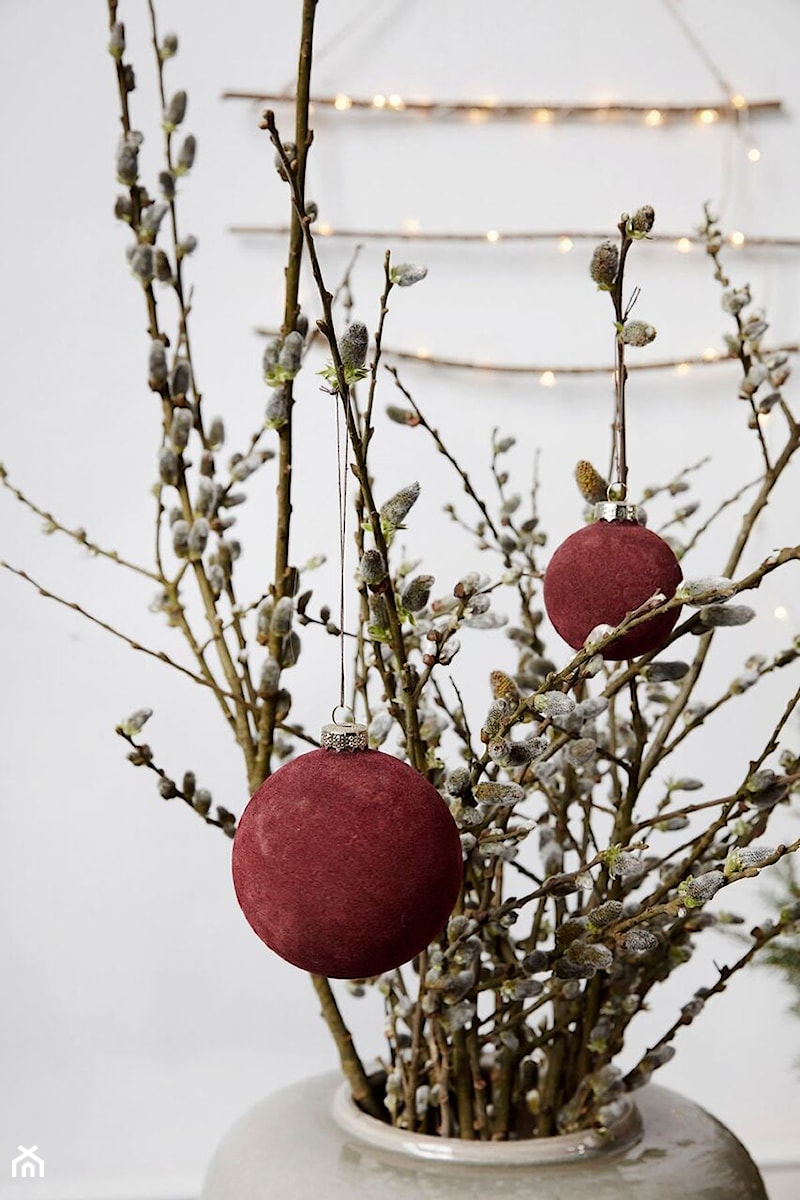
543,520,683,660
232,748,463,979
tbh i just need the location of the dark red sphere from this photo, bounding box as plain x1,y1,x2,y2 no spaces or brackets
232,748,463,978
543,519,682,660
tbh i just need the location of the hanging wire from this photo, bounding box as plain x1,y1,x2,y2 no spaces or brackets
660,0,736,99
334,399,349,712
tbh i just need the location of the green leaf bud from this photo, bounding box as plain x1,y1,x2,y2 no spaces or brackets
176,235,197,259
163,90,187,132
380,481,420,529
169,407,193,451
401,574,434,613
108,22,126,59
270,597,294,635
116,134,140,186
129,244,154,285
148,340,168,390
258,656,281,697
207,416,225,450
172,519,190,558
278,330,304,378
624,928,659,954
265,384,290,430
590,240,619,290
340,321,369,370
627,205,655,238
188,518,209,560
682,869,725,906
390,262,428,287
153,248,172,283
176,134,196,175
193,787,211,815
358,548,386,585
158,447,179,486
160,32,178,60
699,604,755,628
622,320,657,347
141,201,169,241
119,707,152,735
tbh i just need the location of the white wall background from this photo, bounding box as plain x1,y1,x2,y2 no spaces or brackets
1,1,799,1196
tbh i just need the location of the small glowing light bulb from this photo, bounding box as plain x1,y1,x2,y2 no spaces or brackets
372,94,387,109
675,362,691,377
748,147,761,163
485,229,501,243
731,93,747,110
698,108,719,124
676,237,692,254
730,231,746,247
534,108,554,124
401,217,421,233
701,347,719,362
317,223,333,237
388,94,405,110
468,108,489,123
558,236,573,253
645,109,663,127
540,370,556,387
416,347,432,360
333,94,352,111
774,605,789,621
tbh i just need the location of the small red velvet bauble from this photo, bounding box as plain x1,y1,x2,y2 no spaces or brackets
232,747,463,979
543,516,683,660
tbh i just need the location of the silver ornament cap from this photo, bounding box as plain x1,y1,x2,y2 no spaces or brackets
321,706,368,752
593,500,647,526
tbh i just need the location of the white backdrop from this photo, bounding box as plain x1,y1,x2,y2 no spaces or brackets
1,1,799,1196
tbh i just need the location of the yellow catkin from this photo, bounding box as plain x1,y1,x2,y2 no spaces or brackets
575,460,608,503
490,669,519,703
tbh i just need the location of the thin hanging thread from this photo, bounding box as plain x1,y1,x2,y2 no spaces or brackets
660,0,735,99
610,285,639,499
334,399,349,712
661,0,753,216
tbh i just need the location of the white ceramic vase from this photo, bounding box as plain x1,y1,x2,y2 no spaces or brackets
201,1070,767,1199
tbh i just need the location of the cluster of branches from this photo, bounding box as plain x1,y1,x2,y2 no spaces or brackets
2,0,799,1140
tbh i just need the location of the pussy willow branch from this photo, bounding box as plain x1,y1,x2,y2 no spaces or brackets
609,217,636,495
386,368,546,652
264,115,426,773
0,471,159,581
311,975,382,1120
107,1,257,779
637,424,800,786
253,0,317,786
255,0,379,1117
656,644,798,766
148,0,260,711
624,864,800,1091
1,562,245,727
678,475,759,558
116,729,235,833
146,0,207,441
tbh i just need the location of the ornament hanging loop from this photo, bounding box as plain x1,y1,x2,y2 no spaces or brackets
332,704,356,727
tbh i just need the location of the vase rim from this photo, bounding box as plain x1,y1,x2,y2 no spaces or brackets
331,1082,644,1166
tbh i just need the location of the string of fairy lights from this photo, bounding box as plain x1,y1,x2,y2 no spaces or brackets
233,224,800,253
223,90,780,128
231,3,793,391
253,323,798,387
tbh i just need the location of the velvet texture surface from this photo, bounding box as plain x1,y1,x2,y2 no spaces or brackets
543,520,683,659
232,748,463,978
